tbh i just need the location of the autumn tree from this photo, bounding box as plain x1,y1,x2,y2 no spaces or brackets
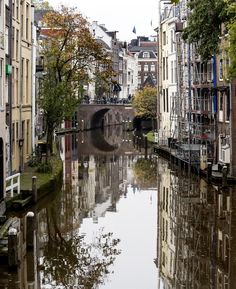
132,86,157,119
133,158,157,189
39,6,113,154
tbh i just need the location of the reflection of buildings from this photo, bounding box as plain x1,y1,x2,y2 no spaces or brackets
157,158,236,289
0,215,39,289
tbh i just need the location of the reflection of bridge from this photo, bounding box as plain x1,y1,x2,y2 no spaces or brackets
77,104,134,130
76,130,152,156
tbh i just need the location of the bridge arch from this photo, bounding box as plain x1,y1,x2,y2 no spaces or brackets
91,108,110,129
77,104,134,130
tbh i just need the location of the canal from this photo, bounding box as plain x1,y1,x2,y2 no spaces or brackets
1,127,236,288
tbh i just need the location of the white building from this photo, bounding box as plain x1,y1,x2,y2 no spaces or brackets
119,49,138,101
0,0,5,202
158,4,178,145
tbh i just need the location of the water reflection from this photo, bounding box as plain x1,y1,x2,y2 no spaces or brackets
0,127,155,289
157,158,236,289
4,127,236,289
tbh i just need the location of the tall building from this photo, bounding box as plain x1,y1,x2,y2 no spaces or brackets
158,5,178,145
129,36,158,89
10,0,33,173
157,0,236,175
0,0,6,201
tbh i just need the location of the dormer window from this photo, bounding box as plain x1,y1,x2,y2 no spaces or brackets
143,52,150,58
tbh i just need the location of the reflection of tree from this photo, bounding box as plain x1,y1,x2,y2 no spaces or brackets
133,158,157,188
42,207,121,289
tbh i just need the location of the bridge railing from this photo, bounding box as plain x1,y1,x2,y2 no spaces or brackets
6,173,21,198
81,98,132,105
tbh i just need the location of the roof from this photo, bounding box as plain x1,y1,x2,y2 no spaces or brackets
138,50,157,59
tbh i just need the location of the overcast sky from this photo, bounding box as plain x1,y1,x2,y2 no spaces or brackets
49,0,159,42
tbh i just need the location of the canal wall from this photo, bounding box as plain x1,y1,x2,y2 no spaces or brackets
153,144,236,186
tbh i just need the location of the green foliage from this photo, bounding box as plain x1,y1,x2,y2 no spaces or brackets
132,86,157,118
182,0,228,60
228,2,236,77
36,162,52,173
133,158,157,188
39,6,113,152
145,131,156,143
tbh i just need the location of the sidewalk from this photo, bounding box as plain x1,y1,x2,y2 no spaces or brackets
6,154,63,211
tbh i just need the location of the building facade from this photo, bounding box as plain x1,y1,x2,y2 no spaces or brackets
157,0,236,175
10,0,33,173
129,36,158,90
0,0,5,200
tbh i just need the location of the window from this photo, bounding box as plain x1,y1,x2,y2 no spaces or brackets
163,57,165,81
16,67,19,104
220,92,223,111
207,61,213,82
150,64,155,72
26,59,29,103
12,67,15,105
166,188,168,213
171,61,173,83
12,123,15,155
138,75,141,84
144,64,148,72
163,31,166,45
163,89,165,112
128,71,131,82
166,88,169,112
166,57,168,80
163,187,165,210
16,0,19,19
26,119,30,154
26,4,29,40
219,59,223,80
171,30,174,53
143,52,150,58
12,0,15,18
21,58,24,103
12,28,15,59
138,64,141,71
16,122,19,140
16,29,19,60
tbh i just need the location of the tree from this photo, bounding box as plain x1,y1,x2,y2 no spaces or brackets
34,0,53,10
39,6,113,154
41,206,120,288
228,2,236,77
133,158,157,189
182,0,228,60
132,86,157,119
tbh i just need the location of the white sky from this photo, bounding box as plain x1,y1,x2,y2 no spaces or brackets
49,0,159,42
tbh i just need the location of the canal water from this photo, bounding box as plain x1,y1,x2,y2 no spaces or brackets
1,128,236,289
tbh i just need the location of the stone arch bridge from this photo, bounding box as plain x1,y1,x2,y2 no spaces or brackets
77,104,134,130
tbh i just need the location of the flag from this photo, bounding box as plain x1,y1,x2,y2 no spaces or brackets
132,26,136,34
